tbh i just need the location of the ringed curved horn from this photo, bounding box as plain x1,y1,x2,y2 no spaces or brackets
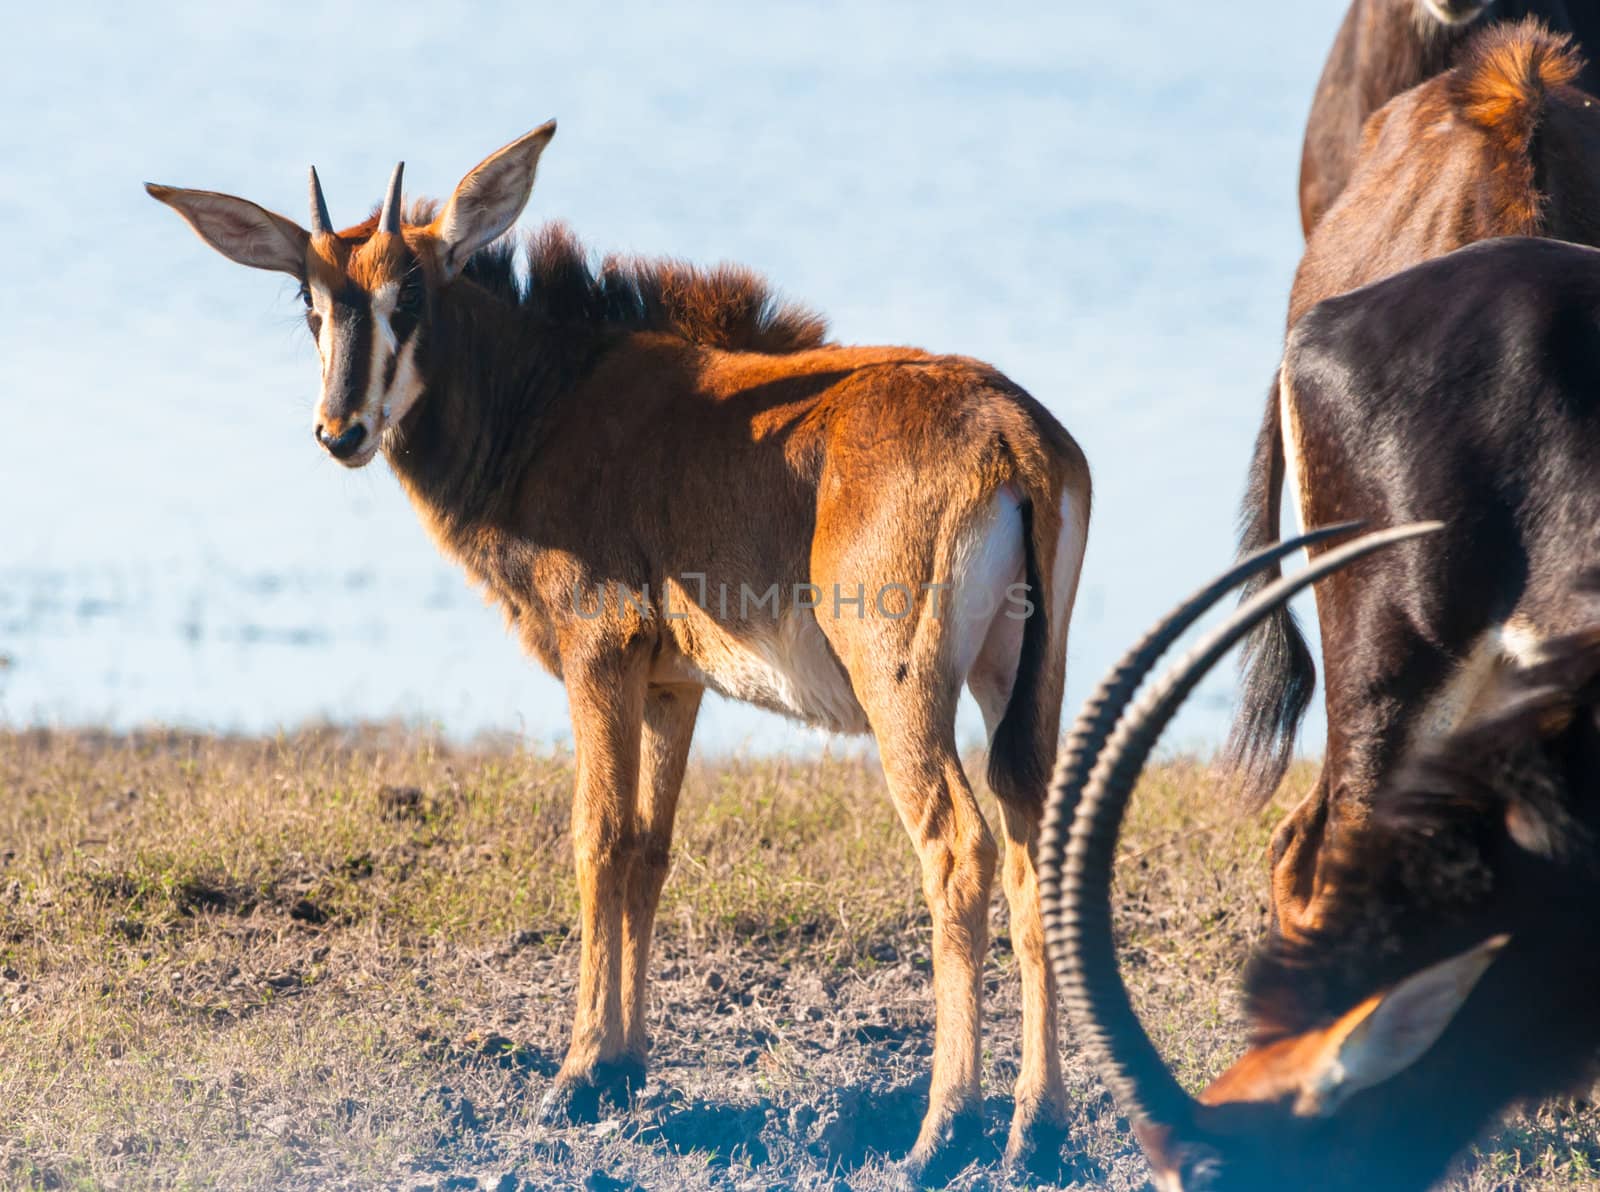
308,166,333,236
1039,520,1444,1137
378,161,405,235
1039,521,1361,854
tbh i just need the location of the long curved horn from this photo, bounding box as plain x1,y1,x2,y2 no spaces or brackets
1039,521,1361,858
1040,521,1443,1137
1037,523,1365,1033
378,161,405,235
308,167,333,236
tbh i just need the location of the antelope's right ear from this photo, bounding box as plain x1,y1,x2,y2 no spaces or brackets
1294,934,1509,1116
434,121,557,280
145,184,310,277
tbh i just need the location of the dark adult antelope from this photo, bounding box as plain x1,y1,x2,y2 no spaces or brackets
145,124,1091,1177
1039,524,1600,1191
1227,22,1600,933
1298,0,1600,234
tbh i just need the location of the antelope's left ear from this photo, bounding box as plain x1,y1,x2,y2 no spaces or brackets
145,184,310,276
434,120,557,280
1295,934,1510,1116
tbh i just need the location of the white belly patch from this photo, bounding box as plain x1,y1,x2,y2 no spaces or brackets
666,606,871,735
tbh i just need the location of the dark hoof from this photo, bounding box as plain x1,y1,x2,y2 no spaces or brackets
901,1106,987,1187
536,1056,646,1126
1003,1112,1072,1183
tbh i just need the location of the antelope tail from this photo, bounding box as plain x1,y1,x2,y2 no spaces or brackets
1219,371,1318,808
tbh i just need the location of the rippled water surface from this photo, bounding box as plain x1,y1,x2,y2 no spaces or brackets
2,2,1344,751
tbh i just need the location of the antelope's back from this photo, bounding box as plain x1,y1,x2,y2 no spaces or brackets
1286,235,1600,625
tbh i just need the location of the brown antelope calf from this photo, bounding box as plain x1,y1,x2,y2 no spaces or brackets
145,123,1091,1177
1226,22,1600,934
1041,523,1600,1190
1298,0,1600,234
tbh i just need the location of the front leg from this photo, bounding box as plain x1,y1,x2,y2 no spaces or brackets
622,684,701,1055
539,645,650,1124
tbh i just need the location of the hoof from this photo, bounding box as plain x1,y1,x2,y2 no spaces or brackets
1002,1108,1071,1182
536,1055,646,1126
901,1105,986,1187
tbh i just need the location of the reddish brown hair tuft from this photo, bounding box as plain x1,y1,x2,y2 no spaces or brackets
1449,19,1584,150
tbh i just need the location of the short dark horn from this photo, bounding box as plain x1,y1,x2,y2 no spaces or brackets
309,166,333,236
1040,520,1443,1141
379,162,405,235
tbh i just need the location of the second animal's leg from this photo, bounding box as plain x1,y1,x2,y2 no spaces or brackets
1269,770,1330,938
1272,609,1456,937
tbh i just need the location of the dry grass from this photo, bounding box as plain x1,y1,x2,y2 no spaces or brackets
0,729,1595,1190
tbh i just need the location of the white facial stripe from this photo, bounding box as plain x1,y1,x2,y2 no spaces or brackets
371,282,399,354
381,335,425,428
308,282,336,375
368,298,393,411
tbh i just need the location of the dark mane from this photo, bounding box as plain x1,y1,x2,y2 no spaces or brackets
341,204,830,354
1243,627,1600,1041
467,221,829,355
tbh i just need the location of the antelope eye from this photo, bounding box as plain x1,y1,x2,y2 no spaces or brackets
297,284,313,309
398,278,423,311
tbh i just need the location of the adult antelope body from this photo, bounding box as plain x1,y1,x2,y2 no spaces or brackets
1227,23,1600,933
1040,522,1600,1190
145,124,1092,1176
1298,0,1600,235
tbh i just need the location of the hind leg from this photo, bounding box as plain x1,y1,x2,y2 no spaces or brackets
1271,702,1408,940
995,800,1069,1168
1269,768,1330,937
834,602,997,1177
971,634,1068,1170
815,470,1066,1176
876,722,998,1179
1270,609,1456,937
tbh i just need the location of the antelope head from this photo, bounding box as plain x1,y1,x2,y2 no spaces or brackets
1035,521,1583,1191
146,122,556,467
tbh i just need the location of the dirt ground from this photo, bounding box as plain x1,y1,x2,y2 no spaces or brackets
2,728,1597,1191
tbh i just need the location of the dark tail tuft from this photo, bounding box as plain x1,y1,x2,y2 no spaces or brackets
1219,374,1317,809
989,499,1055,807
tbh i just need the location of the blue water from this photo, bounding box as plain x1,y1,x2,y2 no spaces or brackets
0,1,1339,753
